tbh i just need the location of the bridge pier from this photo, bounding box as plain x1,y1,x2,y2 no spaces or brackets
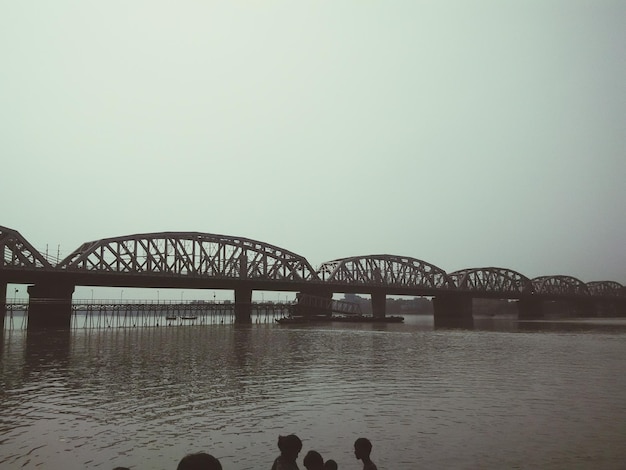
433,295,473,328
0,281,5,332
27,283,75,330
518,298,544,320
234,287,252,324
371,291,386,318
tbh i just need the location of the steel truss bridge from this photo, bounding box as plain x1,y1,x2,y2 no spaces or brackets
1,225,625,328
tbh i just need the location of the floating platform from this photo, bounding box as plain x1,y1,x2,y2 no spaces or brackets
275,315,404,324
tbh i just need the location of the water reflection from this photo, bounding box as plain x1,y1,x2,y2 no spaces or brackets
25,329,71,370
1,315,626,469
516,317,626,333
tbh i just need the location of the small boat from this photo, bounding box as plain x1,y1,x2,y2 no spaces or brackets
275,315,332,324
165,316,178,321
180,316,197,320
275,316,309,324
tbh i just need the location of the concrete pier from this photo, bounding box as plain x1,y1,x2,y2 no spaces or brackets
234,287,252,323
27,283,75,330
371,291,386,318
0,281,5,332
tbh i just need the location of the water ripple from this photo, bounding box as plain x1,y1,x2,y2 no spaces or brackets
2,319,626,469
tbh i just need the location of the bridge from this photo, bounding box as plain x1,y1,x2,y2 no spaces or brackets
1,225,625,329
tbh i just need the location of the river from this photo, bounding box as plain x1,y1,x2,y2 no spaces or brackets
1,314,626,469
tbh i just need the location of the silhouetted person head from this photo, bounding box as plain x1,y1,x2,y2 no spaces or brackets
177,452,222,470
354,437,372,460
303,450,324,470
277,434,303,461
323,459,338,470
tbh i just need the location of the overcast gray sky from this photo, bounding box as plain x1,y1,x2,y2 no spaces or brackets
2,1,625,299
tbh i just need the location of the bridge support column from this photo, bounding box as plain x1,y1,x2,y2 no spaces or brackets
371,292,386,318
27,283,75,331
234,287,252,324
433,295,473,328
0,281,6,332
518,298,544,320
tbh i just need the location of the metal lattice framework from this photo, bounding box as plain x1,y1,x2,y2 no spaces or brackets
2,224,626,302
317,255,453,289
295,293,363,315
586,281,625,298
532,275,590,297
0,225,52,270
449,267,533,294
57,232,319,281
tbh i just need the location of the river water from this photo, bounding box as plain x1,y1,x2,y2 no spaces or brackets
1,315,626,470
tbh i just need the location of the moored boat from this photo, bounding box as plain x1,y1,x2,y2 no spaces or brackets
275,314,332,324
276,314,403,324
275,316,309,324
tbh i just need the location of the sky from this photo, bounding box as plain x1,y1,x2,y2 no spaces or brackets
2,1,625,300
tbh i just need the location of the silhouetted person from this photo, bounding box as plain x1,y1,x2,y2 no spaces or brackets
271,434,303,470
354,438,377,470
177,452,222,470
303,450,324,470
112,467,130,470
323,459,338,470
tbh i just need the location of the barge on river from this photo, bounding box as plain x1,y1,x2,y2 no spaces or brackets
275,293,404,324
275,314,404,324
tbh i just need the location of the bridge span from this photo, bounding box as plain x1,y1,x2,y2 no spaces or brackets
1,225,625,329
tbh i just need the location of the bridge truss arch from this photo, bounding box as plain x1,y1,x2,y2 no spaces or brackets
0,225,52,270
586,281,625,298
449,267,533,296
58,232,319,281
532,275,590,297
317,255,453,290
